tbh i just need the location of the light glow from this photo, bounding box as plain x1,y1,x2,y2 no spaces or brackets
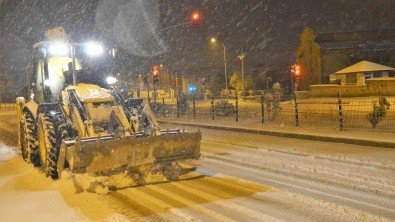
210,37,217,44
85,41,104,56
48,43,69,56
190,11,201,23
106,76,117,85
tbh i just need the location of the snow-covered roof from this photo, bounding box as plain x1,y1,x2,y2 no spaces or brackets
334,61,394,75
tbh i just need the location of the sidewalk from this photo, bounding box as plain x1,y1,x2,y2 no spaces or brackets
158,117,395,149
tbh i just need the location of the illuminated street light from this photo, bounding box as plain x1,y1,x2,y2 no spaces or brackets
210,37,228,95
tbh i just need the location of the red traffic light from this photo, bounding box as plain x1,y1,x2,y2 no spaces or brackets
152,65,160,84
292,64,301,78
190,11,202,24
152,65,159,76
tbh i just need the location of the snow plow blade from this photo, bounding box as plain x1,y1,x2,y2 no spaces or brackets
57,130,201,175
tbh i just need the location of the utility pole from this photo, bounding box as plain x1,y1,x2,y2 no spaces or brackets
210,38,228,96
223,44,228,95
238,52,246,101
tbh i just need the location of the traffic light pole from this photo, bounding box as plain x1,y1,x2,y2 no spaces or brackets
153,82,157,103
291,73,294,92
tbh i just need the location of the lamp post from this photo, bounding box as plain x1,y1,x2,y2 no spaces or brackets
238,52,246,101
210,37,228,96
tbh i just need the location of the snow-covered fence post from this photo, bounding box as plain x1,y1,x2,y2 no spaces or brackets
176,96,180,118
261,93,265,125
337,92,344,130
293,93,299,127
235,95,239,123
162,97,165,118
211,96,215,120
192,96,196,119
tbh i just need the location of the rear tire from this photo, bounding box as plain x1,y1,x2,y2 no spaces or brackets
19,111,40,166
37,112,68,179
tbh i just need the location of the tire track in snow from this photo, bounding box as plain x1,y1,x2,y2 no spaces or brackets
171,181,283,222
201,140,395,197
203,138,395,170
198,156,395,220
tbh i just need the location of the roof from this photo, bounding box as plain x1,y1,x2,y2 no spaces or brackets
334,61,394,75
315,28,395,43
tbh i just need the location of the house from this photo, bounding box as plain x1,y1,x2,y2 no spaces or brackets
331,60,394,85
296,27,395,90
310,61,395,97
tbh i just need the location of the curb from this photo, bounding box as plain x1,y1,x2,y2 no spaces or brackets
158,120,395,149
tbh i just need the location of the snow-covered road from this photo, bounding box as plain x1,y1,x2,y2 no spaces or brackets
0,112,394,221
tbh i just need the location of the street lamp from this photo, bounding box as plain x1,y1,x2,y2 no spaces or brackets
238,52,246,101
210,37,228,95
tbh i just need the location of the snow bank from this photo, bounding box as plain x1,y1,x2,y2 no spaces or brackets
0,142,16,161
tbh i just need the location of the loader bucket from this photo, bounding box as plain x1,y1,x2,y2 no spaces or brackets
57,131,201,175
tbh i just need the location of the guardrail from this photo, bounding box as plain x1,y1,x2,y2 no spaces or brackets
0,103,16,110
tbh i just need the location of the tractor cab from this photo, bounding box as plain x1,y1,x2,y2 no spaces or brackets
30,27,110,104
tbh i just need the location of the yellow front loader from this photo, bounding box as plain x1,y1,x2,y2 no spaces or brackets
16,27,201,184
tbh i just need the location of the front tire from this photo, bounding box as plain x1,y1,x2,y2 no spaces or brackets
37,112,68,179
19,111,40,166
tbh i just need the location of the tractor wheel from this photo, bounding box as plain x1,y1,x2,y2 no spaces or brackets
37,112,68,179
19,111,40,166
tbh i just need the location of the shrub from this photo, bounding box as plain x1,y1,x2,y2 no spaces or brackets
214,100,235,116
366,96,390,128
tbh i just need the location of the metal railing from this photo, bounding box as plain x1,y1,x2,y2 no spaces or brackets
153,94,395,133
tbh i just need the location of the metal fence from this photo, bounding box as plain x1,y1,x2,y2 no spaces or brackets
0,103,16,110
156,94,395,133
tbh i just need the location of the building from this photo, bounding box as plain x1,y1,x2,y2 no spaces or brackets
296,27,395,90
310,61,395,97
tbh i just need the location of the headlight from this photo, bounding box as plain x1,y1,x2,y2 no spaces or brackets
106,76,117,85
85,41,104,56
48,42,69,56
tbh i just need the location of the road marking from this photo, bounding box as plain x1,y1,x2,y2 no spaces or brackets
118,188,199,222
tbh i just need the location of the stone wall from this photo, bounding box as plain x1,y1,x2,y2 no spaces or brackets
310,78,395,97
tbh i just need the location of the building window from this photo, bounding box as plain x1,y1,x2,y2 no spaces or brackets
346,74,357,85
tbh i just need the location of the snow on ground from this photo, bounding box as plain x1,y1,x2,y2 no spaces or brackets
0,111,394,221
0,141,16,161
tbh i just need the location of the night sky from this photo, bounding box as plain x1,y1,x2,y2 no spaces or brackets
0,0,394,93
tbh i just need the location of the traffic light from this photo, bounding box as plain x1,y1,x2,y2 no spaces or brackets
291,64,301,79
190,11,202,27
152,65,159,84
